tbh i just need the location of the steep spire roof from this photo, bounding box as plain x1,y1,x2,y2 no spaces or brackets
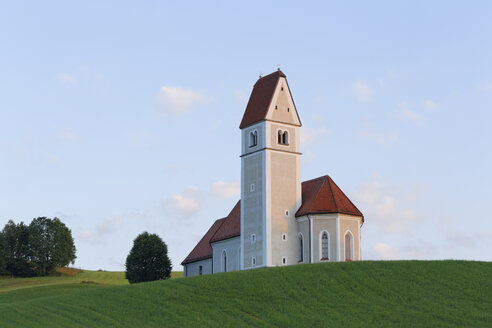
239,69,287,129
296,175,363,219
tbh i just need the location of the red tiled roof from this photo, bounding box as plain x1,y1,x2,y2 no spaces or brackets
239,70,286,129
296,175,363,220
210,200,241,243
181,217,225,265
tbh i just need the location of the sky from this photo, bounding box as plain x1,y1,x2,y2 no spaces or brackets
1,1,491,271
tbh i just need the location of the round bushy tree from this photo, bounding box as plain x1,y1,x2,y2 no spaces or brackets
125,232,172,284
28,217,76,276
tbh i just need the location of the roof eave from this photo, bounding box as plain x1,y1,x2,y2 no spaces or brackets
181,255,213,266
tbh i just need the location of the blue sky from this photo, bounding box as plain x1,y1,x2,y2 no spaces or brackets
1,1,491,270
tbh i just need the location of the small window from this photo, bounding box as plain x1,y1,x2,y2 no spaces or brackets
281,86,284,91
252,257,256,266
287,107,290,112
199,265,203,275
251,234,256,244
250,183,255,192
249,130,257,148
285,210,289,217
282,257,286,265
282,233,287,241
275,105,278,110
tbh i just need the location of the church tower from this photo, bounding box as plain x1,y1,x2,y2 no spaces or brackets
239,70,302,269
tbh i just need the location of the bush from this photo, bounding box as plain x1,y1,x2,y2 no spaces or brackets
125,232,172,284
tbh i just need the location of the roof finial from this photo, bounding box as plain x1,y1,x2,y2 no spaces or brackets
259,72,263,79
278,64,281,71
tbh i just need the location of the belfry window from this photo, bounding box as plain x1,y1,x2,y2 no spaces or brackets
249,130,258,147
277,130,289,145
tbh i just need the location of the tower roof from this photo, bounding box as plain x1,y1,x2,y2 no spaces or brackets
239,69,290,129
296,175,363,219
181,217,225,265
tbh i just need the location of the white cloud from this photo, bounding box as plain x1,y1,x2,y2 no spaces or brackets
353,81,372,102
355,180,419,233
301,127,327,146
60,132,82,142
157,86,204,115
423,100,441,111
373,242,400,260
400,109,423,125
477,83,492,93
55,73,77,85
78,216,123,241
211,180,240,199
164,186,202,217
372,242,430,260
359,129,399,146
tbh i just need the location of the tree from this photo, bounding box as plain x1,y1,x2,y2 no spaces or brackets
28,217,76,275
2,220,33,277
0,231,7,275
125,232,172,283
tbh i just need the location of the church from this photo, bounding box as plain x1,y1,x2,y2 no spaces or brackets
182,70,364,277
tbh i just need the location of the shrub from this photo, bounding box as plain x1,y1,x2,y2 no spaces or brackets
125,232,172,283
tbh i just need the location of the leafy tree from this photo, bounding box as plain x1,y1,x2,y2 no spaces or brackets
125,232,172,283
28,217,76,275
0,231,7,275
2,220,33,277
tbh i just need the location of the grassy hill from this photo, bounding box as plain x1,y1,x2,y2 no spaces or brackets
0,261,491,327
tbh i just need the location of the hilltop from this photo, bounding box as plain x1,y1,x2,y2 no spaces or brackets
0,261,490,327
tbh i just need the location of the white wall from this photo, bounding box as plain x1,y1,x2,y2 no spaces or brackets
184,258,213,277
212,237,241,273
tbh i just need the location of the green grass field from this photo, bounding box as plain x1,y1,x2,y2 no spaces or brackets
0,261,490,327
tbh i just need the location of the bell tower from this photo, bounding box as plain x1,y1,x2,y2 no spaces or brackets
239,70,302,269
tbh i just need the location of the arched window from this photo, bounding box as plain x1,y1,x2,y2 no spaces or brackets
283,131,289,145
249,130,257,147
298,233,304,263
277,130,282,144
345,232,353,261
321,231,329,261
222,250,227,272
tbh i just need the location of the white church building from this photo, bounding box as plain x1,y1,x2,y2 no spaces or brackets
182,70,364,277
